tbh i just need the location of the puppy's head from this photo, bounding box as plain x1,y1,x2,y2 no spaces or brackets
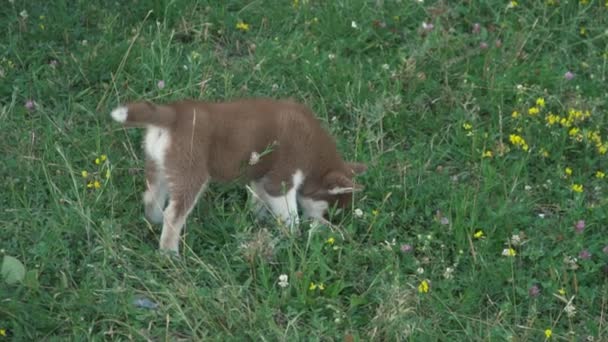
310,162,367,213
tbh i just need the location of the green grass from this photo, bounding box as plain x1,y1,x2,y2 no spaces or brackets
2,0,608,340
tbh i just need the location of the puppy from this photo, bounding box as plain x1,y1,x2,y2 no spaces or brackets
111,99,366,253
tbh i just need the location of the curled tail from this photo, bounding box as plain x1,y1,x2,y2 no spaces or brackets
110,102,176,127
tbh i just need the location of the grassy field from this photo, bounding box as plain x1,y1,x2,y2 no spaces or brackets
2,0,608,340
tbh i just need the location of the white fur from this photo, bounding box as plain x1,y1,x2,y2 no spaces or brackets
144,173,168,223
265,170,304,230
328,186,355,195
298,196,329,220
110,106,128,123
144,127,170,166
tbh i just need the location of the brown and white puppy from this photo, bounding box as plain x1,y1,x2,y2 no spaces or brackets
111,99,366,253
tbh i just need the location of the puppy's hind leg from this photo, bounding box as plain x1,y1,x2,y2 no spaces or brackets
159,169,209,254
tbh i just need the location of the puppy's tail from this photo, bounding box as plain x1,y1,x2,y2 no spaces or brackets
110,102,176,127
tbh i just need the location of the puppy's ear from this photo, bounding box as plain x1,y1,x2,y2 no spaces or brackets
346,162,367,175
324,171,364,195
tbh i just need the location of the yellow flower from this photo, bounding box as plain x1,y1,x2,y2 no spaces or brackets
509,134,529,151
473,230,484,239
318,283,325,291
540,148,549,158
418,280,429,293
100,154,107,162
544,329,552,339
568,127,580,137
545,113,560,126
528,106,540,115
236,21,250,31
536,98,545,108
482,150,493,158
571,184,583,193
326,237,335,245
508,0,518,8
502,248,517,257
565,167,572,176
94,158,101,165
94,180,101,189
558,288,566,295
596,171,605,179
598,144,608,155
372,209,379,216
462,122,472,130
580,26,587,36
81,170,88,178
0,329,5,337
511,110,520,118
309,282,317,291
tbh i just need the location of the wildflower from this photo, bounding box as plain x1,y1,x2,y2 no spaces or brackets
574,220,585,233
416,267,424,275
508,1,518,8
568,127,580,137
564,255,579,270
157,80,165,89
400,244,413,253
510,233,524,246
528,284,540,298
87,180,101,189
100,154,107,162
421,22,434,31
571,184,583,193
511,110,520,118
351,21,357,29
278,274,289,288
482,150,493,158
0,329,5,337
236,21,250,31
546,113,560,126
472,23,481,34
25,99,36,111
443,267,454,280
528,107,540,115
328,53,336,60
509,134,529,151
49,60,58,68
540,148,549,158
95,158,101,165
524,185,532,191
248,152,260,165
558,288,566,296
372,209,379,216
354,208,363,218
309,282,325,291
502,248,517,257
596,171,605,179
579,249,591,260
564,71,575,80
440,217,449,225
462,122,472,130
545,329,552,339
81,170,88,178
565,167,573,176
473,230,484,239
418,280,429,293
580,26,587,36
479,42,489,50
536,98,546,108
565,302,576,318
326,237,335,245
20,9,28,19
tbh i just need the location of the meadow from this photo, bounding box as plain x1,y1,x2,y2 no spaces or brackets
1,0,608,340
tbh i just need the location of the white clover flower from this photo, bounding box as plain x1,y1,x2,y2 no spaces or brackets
443,267,454,280
328,53,336,60
351,21,357,29
20,10,28,19
416,267,424,275
354,208,363,218
278,274,289,288
249,152,260,165
510,234,522,246
565,302,576,318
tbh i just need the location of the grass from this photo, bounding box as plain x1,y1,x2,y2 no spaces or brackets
1,0,608,340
